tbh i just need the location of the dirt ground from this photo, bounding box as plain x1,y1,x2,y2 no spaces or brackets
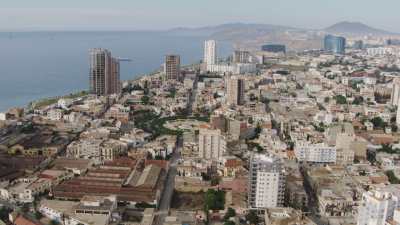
171,191,205,210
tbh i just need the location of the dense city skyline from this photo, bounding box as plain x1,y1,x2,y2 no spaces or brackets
3,2,400,225
1,0,400,32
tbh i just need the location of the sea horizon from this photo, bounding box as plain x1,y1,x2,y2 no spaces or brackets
0,31,232,112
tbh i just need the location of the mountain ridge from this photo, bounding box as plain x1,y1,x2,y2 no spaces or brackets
166,21,397,37
324,21,395,35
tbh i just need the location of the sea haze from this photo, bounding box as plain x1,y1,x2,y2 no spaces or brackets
0,31,232,111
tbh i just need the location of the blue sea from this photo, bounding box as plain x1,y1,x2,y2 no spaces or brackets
0,31,232,111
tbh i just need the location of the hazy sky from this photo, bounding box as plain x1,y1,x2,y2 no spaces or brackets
2,0,400,32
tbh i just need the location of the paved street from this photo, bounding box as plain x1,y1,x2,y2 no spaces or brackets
154,136,182,225
154,74,198,225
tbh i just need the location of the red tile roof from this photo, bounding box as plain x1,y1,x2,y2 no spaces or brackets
14,215,42,225
224,159,243,168
145,160,169,170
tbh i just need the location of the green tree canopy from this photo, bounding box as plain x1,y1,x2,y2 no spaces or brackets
204,189,225,211
334,95,347,104
371,117,386,129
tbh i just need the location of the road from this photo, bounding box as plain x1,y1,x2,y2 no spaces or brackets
154,136,182,225
154,73,199,224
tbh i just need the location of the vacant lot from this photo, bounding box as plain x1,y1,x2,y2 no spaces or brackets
171,191,205,210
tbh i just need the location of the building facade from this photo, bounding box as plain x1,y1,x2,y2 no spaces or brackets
261,44,286,53
89,48,120,96
294,141,336,163
204,40,217,65
324,35,346,55
226,77,245,106
248,153,285,209
206,63,256,74
357,190,399,225
198,127,226,160
391,78,400,106
165,55,180,80
233,50,251,63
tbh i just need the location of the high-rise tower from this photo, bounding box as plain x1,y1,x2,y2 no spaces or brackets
324,35,346,55
89,48,120,95
204,40,217,65
165,55,180,80
226,77,245,106
248,153,285,209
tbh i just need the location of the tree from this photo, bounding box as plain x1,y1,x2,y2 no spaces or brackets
392,124,398,133
21,204,30,213
249,93,258,101
0,207,10,222
313,123,325,132
34,211,43,220
350,80,362,91
287,141,295,150
204,189,225,211
371,117,386,129
211,176,221,186
334,95,347,104
224,207,236,221
324,97,330,103
245,210,259,225
260,97,270,105
224,221,235,225
132,84,143,91
50,220,59,225
141,95,150,105
249,123,262,140
378,144,400,154
271,119,279,130
248,117,254,124
367,149,376,164
135,202,156,208
167,88,176,98
386,170,400,184
352,96,364,105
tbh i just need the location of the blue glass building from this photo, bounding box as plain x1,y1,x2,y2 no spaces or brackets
261,44,286,53
324,35,346,54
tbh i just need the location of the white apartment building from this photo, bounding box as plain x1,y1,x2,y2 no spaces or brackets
0,177,52,203
357,190,399,225
391,78,400,106
67,138,127,164
204,40,217,65
39,195,117,225
47,109,64,121
0,113,7,121
248,153,285,209
393,209,400,225
206,63,256,74
397,99,400,127
58,98,73,109
198,127,226,161
367,47,400,57
294,141,336,163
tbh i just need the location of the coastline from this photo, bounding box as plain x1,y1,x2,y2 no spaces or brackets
0,30,233,113
12,62,201,112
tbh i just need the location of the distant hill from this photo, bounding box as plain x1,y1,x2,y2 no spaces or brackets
163,21,398,51
166,21,397,39
324,21,394,35
166,23,299,39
